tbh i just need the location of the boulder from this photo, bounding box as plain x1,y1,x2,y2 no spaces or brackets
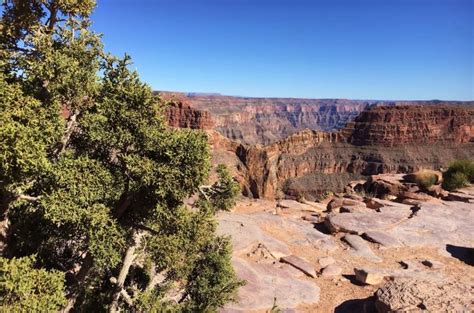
364,174,407,198
374,278,473,312
321,264,342,277
354,268,386,285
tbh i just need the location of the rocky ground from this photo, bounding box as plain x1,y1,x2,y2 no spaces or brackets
217,174,474,312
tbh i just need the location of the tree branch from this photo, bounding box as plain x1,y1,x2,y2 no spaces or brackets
56,109,79,157
16,194,40,202
62,252,94,312
109,231,144,313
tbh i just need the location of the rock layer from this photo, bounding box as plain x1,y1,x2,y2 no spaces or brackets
163,94,474,200
162,92,473,145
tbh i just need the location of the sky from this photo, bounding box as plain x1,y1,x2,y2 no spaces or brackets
91,0,473,100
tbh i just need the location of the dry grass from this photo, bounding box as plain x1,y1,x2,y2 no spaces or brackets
404,170,440,189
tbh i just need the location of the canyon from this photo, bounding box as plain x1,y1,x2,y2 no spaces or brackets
164,94,474,200
164,93,474,312
163,92,473,145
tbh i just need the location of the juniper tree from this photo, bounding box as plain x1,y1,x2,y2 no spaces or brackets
0,1,243,311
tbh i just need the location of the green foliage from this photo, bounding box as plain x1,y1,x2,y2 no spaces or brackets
0,73,62,187
206,164,240,212
443,172,469,191
0,1,241,311
183,236,245,311
0,256,67,311
442,160,474,191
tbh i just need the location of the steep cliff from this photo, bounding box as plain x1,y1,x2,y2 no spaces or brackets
162,95,474,200
343,105,474,146
162,92,473,145
165,101,214,129
236,105,474,199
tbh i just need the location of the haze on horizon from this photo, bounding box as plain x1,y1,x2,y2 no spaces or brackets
93,0,473,101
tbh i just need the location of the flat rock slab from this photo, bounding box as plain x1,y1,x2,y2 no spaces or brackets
318,256,335,268
363,231,402,248
343,234,382,262
375,278,473,312
278,199,320,212
326,211,409,235
354,267,444,286
223,258,320,311
280,255,317,278
217,212,291,258
390,201,474,249
251,212,338,252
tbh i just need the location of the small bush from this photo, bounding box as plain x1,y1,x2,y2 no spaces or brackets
405,170,439,189
442,172,468,191
442,160,474,191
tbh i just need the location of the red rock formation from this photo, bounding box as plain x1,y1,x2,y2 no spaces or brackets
163,97,474,200
164,101,214,130
162,92,473,145
344,105,474,146
232,105,474,199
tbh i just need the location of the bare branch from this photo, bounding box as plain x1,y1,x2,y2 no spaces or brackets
109,231,144,313
56,109,79,157
16,194,40,202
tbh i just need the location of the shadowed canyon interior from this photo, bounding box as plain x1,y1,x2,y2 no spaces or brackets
164,93,474,200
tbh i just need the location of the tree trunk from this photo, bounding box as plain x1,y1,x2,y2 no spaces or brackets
109,231,143,312
62,252,94,312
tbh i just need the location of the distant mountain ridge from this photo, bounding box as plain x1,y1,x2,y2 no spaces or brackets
160,91,473,145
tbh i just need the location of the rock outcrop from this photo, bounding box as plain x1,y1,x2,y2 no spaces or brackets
344,105,474,146
215,178,474,311
163,94,474,200
232,105,474,199
162,92,473,145
165,101,214,129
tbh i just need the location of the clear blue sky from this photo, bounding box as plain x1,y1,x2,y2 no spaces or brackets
91,0,473,100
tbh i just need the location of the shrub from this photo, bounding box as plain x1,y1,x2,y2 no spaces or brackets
442,172,469,191
404,170,439,189
442,160,474,191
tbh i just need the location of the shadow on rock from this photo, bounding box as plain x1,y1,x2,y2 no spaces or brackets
314,221,332,235
342,274,365,286
446,244,474,266
334,296,376,313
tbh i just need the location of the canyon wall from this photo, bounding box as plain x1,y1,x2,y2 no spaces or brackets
161,92,473,145
237,105,474,199
162,93,474,200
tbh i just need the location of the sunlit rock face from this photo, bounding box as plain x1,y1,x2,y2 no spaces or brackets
162,92,474,200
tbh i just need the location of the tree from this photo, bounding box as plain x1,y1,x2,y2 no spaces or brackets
0,1,243,311
200,164,240,212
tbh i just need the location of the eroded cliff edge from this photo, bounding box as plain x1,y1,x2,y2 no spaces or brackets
162,92,473,145
165,98,474,200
